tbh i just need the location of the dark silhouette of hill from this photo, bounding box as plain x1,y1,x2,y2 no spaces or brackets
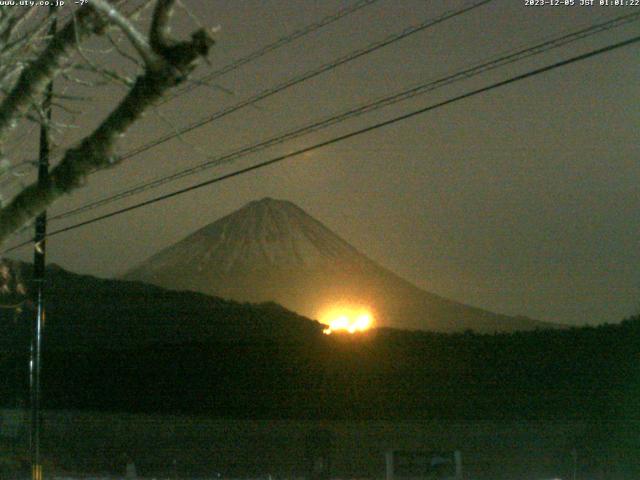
36,319,635,422
1,262,637,479
124,198,559,333
0,262,637,425
0,260,324,352
1,261,637,458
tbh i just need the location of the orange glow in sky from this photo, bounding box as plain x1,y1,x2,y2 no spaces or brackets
321,306,374,335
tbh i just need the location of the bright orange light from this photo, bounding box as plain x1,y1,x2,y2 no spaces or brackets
321,306,373,335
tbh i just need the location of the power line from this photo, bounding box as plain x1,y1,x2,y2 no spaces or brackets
3,33,638,255
18,0,490,216
111,0,494,161
3,1,374,176
28,0,490,185
50,11,640,222
161,0,382,104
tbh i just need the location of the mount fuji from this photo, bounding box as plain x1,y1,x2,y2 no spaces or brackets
123,198,556,332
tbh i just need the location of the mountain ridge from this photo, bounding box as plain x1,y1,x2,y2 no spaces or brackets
124,198,560,333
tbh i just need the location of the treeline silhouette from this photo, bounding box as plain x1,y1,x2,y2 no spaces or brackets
0,263,637,422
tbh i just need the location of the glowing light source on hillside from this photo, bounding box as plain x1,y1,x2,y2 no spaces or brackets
321,306,373,335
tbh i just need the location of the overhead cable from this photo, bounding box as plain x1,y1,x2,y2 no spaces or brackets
50,10,640,221
3,33,638,254
161,0,382,104
112,0,494,161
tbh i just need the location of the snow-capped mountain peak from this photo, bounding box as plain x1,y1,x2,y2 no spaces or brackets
130,198,362,276
124,198,557,333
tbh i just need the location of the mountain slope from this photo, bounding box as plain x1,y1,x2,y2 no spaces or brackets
124,198,557,332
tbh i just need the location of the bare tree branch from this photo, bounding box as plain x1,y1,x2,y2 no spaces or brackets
89,0,158,67
0,0,214,244
71,15,135,87
0,7,107,151
106,31,145,69
150,0,176,54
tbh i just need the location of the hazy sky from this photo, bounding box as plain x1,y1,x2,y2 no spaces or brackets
5,0,639,326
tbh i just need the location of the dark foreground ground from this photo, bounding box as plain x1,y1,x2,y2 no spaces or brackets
1,408,638,480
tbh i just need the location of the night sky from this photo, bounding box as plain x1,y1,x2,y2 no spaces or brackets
5,0,639,326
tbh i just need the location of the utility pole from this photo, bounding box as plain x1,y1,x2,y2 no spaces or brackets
30,8,56,480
